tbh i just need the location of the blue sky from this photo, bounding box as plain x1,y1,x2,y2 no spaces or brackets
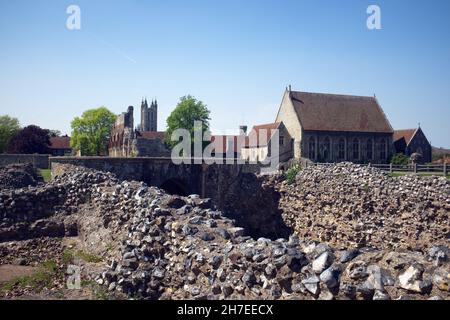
1,0,449,147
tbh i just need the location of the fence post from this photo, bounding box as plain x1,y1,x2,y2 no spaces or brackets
389,163,393,173
414,163,417,173
444,163,447,176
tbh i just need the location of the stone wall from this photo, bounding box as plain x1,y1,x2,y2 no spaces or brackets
0,154,50,169
301,131,393,164
132,138,171,157
49,157,290,238
50,157,259,206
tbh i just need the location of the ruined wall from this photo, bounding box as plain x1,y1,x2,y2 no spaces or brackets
132,138,171,157
49,157,288,238
0,154,50,169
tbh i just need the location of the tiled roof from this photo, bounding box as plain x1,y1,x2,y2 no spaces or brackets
393,129,417,145
211,135,243,154
245,122,281,147
288,91,393,133
138,131,166,140
49,136,71,149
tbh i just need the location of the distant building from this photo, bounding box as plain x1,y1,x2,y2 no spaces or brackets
275,88,394,164
49,135,72,156
109,100,170,157
210,134,243,159
393,127,432,163
241,122,293,163
140,98,158,132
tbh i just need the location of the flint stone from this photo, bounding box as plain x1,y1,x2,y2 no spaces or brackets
433,269,449,292
302,275,320,295
216,228,230,240
340,249,359,263
228,227,245,238
312,252,334,274
398,264,432,294
320,264,342,288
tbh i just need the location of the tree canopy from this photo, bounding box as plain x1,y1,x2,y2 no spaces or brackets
391,153,410,165
70,107,117,156
0,115,21,153
6,125,51,154
165,95,211,152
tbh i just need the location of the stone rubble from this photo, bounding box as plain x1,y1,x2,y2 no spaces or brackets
0,163,449,300
0,163,41,190
274,162,449,251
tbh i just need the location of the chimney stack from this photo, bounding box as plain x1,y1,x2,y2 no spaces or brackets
239,125,248,135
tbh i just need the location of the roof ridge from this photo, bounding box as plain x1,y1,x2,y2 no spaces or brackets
292,90,376,99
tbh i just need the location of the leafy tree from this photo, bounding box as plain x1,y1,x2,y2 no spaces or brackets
391,153,410,165
0,115,21,153
70,107,117,156
6,125,51,154
49,130,62,137
165,95,211,152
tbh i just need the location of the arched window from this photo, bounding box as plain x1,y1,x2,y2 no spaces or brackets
308,137,316,160
366,139,373,160
380,139,386,160
323,137,331,162
352,138,359,160
338,138,345,160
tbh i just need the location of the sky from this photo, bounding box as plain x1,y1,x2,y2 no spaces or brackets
0,0,449,147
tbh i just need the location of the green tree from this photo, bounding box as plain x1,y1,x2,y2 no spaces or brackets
0,115,20,153
70,107,117,156
391,153,410,165
165,95,211,152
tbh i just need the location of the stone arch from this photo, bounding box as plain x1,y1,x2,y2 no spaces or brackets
159,178,189,196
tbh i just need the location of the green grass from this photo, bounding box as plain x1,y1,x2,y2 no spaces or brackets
38,169,52,182
63,249,103,264
1,260,59,293
285,165,301,185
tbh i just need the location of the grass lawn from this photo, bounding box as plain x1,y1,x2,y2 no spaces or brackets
38,169,52,182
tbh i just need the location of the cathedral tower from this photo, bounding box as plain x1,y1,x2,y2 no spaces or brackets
140,98,158,132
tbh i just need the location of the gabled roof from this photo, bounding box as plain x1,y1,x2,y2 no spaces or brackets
49,136,71,150
393,129,418,145
288,91,393,133
138,131,166,140
211,135,243,154
245,122,281,147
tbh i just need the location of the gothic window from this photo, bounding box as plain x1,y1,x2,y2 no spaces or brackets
352,138,359,160
367,139,373,160
308,137,316,160
279,135,284,146
338,138,345,160
323,137,331,162
380,139,386,160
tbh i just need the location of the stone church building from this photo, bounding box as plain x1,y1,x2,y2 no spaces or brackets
274,88,394,164
393,127,432,163
109,99,170,157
